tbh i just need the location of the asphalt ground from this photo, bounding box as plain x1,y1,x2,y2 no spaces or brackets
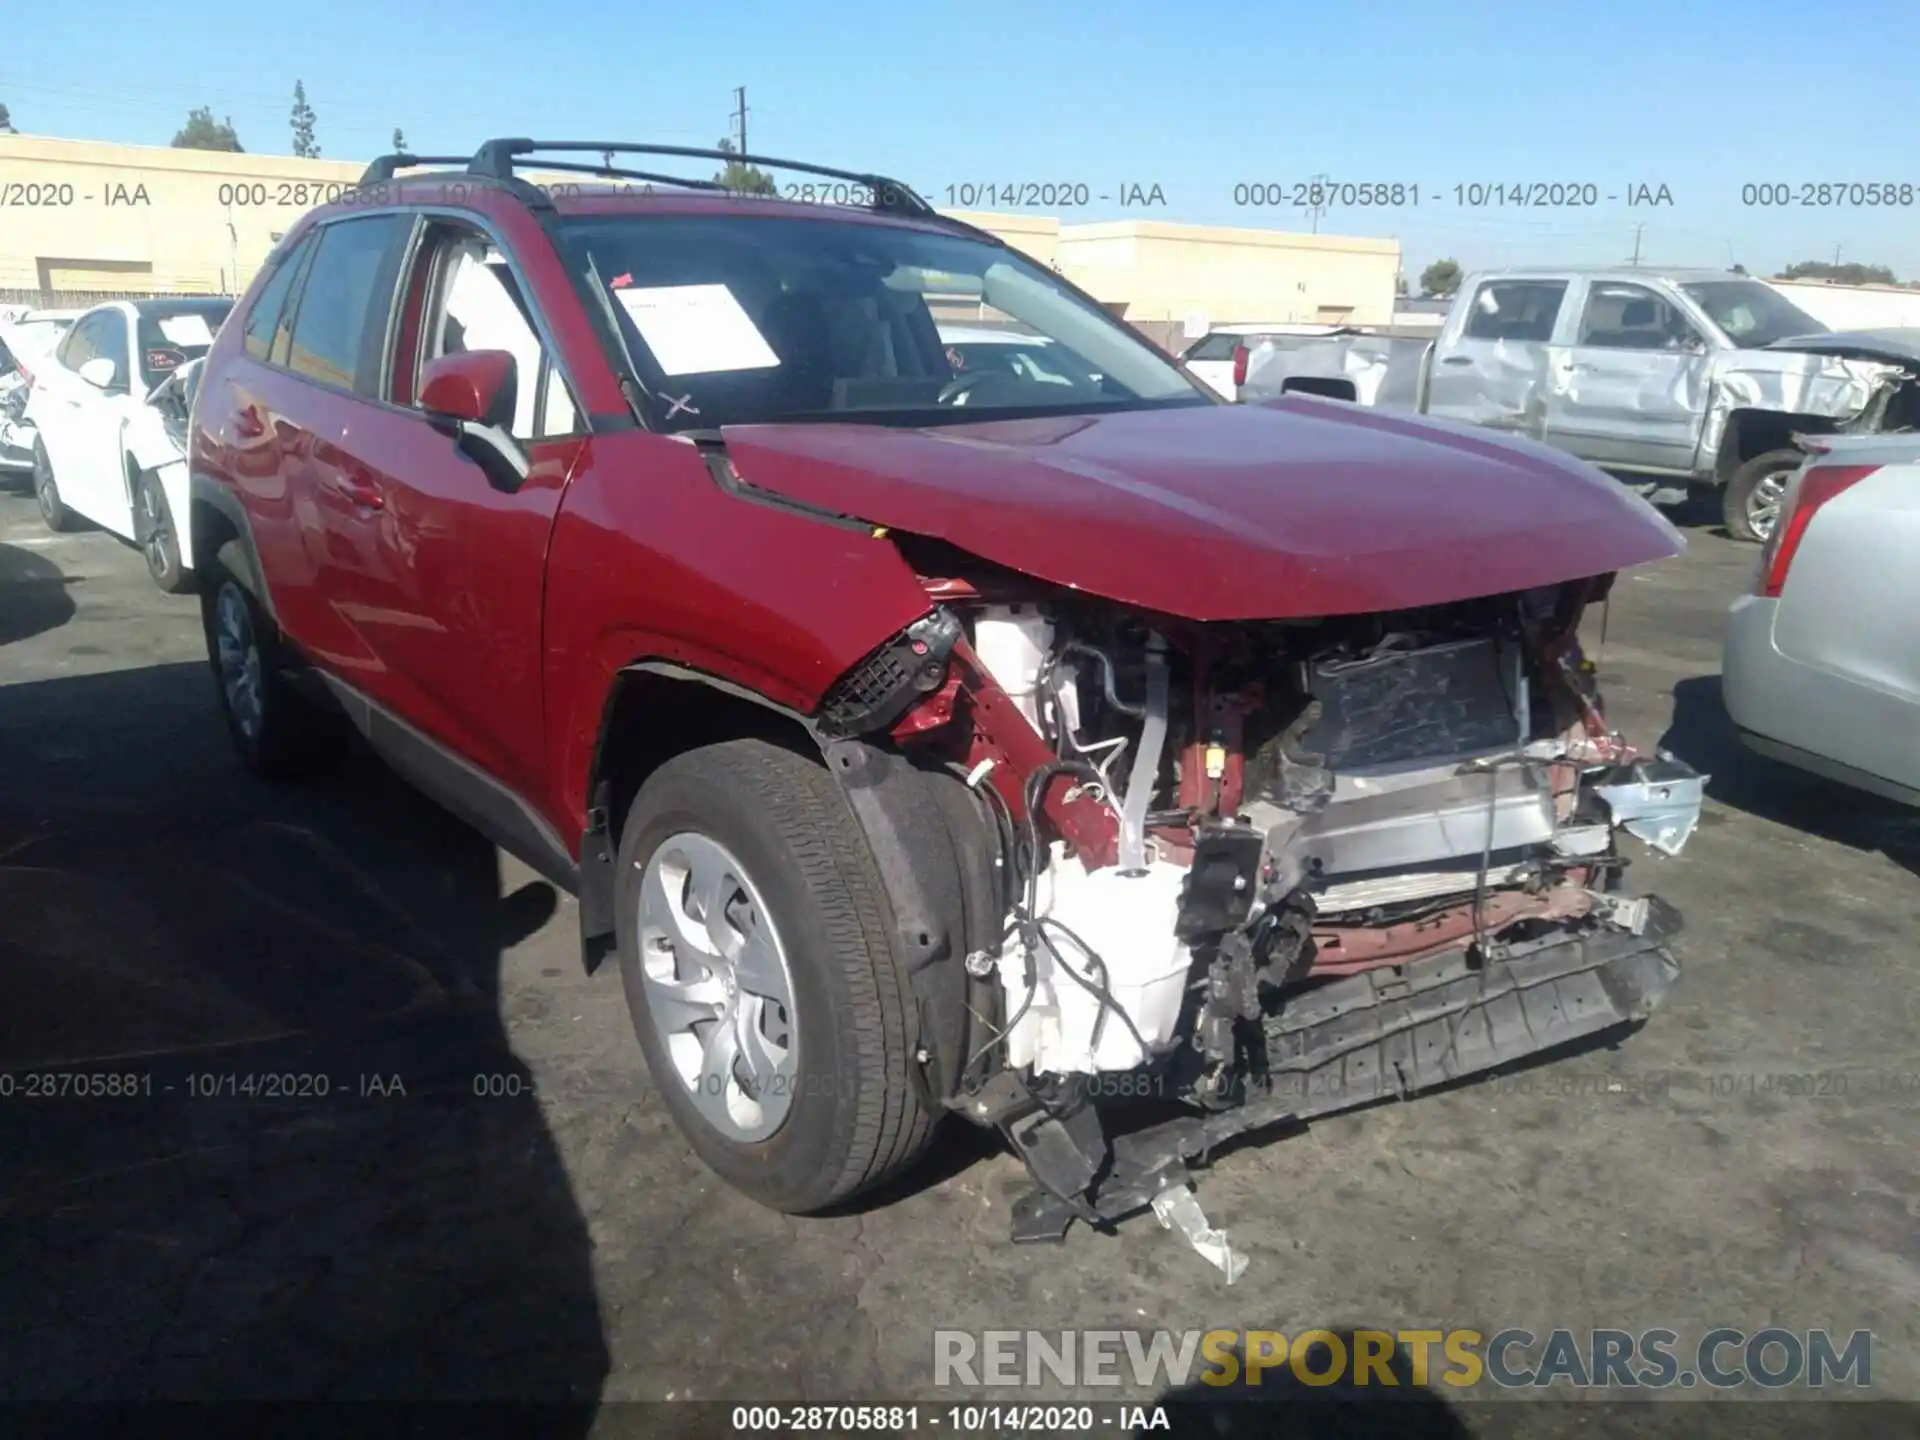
1,486,1915,1437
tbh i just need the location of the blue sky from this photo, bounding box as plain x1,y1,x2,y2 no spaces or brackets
10,0,1920,279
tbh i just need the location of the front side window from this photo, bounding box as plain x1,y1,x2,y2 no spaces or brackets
557,214,1208,431
1576,283,1702,352
1680,280,1827,348
285,215,410,394
408,233,579,440
56,314,100,371
64,311,129,390
1462,280,1568,344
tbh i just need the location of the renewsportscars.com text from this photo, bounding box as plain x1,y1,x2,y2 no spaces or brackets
933,1327,1873,1391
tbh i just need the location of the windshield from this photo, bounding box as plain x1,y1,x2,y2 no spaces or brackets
1680,281,1827,348
557,215,1208,430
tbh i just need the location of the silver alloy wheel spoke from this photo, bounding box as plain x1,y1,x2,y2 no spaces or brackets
637,830,799,1142
1750,471,1790,538
642,968,727,1033
691,1018,744,1130
733,924,791,1012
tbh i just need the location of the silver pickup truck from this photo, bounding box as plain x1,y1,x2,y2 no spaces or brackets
1239,267,1920,541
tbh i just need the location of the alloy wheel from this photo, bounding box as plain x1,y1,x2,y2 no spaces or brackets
141,480,173,578
1746,467,1793,541
214,582,265,741
34,454,58,528
637,831,798,1143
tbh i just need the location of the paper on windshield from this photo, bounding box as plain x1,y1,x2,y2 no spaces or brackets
158,314,215,347
612,284,779,376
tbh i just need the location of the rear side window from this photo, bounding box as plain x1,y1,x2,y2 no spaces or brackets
137,304,231,390
243,239,311,361
1462,280,1568,343
1184,333,1245,362
285,215,411,394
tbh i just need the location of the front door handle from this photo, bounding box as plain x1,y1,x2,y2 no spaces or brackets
1439,356,1473,366
234,405,265,439
324,471,385,511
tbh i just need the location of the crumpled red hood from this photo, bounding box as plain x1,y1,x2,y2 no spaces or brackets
720,396,1684,620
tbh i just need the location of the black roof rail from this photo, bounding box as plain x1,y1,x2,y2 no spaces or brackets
358,153,474,185
467,139,939,219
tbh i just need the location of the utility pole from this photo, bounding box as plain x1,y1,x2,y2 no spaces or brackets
1628,225,1644,267
1305,172,1329,234
1833,242,1843,267
732,87,748,154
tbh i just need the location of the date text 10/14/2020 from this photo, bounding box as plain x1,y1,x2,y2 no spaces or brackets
730,1405,1170,1432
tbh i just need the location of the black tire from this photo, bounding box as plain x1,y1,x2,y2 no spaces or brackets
200,540,341,779
133,468,193,594
1723,448,1801,543
614,739,937,1213
32,436,76,533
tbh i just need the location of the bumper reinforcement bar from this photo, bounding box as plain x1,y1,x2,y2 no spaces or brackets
1006,897,1682,1243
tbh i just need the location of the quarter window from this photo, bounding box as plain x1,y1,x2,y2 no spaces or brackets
243,238,311,362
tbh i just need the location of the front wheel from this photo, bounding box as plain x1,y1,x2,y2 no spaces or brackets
614,739,937,1213
1724,449,1802,543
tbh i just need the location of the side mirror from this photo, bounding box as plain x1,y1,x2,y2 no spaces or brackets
419,350,530,493
420,349,515,427
78,356,120,390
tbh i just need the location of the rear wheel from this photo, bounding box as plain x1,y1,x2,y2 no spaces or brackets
32,437,75,533
201,542,341,778
614,739,937,1213
1723,449,1801,543
134,468,192,594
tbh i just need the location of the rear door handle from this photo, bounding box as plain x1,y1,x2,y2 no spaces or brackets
1439,356,1473,366
234,406,265,438
324,471,385,511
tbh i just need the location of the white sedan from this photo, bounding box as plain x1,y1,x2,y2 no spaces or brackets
25,298,232,592
0,307,83,472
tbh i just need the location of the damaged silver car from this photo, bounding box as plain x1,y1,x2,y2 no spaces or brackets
1240,268,1920,542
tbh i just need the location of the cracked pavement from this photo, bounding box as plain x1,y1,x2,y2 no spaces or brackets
1,488,1916,1434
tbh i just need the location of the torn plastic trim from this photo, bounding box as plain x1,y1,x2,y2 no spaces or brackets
1594,755,1707,856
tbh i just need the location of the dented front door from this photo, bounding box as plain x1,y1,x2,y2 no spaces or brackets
1542,279,1710,474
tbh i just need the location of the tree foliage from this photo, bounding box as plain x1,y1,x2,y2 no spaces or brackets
1780,259,1898,286
1419,258,1463,298
172,107,243,152
392,127,408,153
0,101,15,133
290,81,319,159
712,137,775,196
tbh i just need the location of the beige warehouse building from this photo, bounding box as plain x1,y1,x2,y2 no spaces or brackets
1,134,1399,343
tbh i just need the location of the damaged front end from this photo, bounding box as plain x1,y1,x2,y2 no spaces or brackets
836,556,1700,1267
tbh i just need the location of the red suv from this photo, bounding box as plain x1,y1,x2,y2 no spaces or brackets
191,141,1697,1243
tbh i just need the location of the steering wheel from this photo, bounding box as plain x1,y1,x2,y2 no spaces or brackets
936,369,1005,406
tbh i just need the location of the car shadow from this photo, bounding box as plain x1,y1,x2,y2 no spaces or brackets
1660,673,1919,879
0,660,607,1419
1148,1326,1470,1438
0,542,79,646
